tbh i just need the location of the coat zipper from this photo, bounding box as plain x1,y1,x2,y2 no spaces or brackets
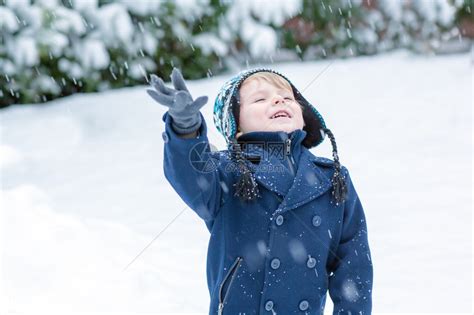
285,138,296,176
272,135,297,215
218,256,243,315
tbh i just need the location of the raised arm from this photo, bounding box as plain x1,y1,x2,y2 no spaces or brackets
147,68,227,226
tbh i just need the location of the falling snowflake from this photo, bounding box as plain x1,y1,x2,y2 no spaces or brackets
341,278,360,302
288,239,307,263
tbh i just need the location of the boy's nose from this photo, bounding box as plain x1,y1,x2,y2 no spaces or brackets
272,95,285,105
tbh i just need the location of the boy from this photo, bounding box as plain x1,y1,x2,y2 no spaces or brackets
147,68,373,314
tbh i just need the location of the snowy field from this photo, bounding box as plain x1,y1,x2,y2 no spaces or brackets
0,49,472,314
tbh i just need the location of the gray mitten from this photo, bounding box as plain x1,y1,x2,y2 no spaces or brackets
147,68,208,134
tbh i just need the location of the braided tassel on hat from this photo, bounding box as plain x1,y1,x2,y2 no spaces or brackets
322,128,348,205
229,139,261,202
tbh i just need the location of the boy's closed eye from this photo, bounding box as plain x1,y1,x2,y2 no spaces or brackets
253,95,294,103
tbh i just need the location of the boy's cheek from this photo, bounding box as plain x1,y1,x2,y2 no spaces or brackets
240,109,267,125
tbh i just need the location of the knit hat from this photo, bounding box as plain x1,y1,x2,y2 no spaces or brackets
213,68,347,204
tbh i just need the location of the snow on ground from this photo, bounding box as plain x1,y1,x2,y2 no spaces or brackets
0,49,472,314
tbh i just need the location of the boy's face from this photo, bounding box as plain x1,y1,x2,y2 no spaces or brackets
236,78,305,138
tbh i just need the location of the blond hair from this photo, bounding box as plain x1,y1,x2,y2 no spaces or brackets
242,72,293,92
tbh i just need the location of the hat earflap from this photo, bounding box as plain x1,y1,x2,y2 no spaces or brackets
229,139,261,202
322,128,348,205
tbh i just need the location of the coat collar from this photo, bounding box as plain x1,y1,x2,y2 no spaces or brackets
237,129,333,213
276,149,333,213
238,129,306,197
237,128,304,159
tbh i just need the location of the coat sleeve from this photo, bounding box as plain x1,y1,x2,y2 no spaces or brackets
327,166,374,314
161,111,228,224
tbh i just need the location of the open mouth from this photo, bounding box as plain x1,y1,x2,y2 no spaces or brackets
270,110,292,119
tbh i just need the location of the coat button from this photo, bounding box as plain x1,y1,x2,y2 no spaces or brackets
265,300,274,311
162,131,169,143
307,256,316,268
275,215,284,226
270,258,280,269
312,215,321,227
298,299,309,311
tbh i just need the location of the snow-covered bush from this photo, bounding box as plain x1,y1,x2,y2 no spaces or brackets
0,0,467,107
0,0,222,107
280,0,469,59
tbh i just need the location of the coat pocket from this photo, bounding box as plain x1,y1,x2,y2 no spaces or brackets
217,256,243,315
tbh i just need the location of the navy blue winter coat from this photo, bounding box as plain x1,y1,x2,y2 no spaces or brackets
161,112,373,314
